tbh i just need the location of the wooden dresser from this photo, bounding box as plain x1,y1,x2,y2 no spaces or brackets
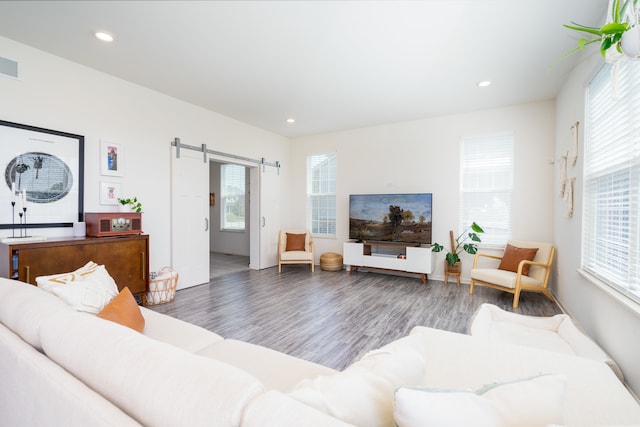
0,234,149,297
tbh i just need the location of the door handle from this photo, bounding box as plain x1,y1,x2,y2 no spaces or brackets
262,217,266,228
205,217,209,231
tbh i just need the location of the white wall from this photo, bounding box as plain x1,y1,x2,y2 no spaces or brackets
554,52,640,398
290,101,556,281
0,36,289,273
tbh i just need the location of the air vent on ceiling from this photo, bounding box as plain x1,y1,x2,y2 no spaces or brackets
0,56,19,79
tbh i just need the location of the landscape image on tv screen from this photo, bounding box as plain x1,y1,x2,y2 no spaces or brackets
349,193,432,244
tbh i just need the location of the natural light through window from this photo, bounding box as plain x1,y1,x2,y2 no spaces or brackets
460,134,513,245
221,164,246,231
307,153,336,237
583,60,640,304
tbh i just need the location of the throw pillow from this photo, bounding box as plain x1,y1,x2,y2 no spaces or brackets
285,233,306,251
38,263,119,313
394,374,566,427
97,287,145,332
498,244,538,276
289,346,426,427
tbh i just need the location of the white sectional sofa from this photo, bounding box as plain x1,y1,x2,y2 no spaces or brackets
1,277,639,427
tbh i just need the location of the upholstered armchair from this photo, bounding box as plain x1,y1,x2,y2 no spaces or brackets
277,229,314,273
469,240,555,308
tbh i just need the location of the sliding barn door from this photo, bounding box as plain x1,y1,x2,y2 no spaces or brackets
170,144,210,289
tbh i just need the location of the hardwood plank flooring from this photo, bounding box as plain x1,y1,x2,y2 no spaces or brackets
149,266,562,371
209,252,249,279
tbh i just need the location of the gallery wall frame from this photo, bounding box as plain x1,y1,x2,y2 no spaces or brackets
100,140,123,177
99,181,122,206
0,119,84,230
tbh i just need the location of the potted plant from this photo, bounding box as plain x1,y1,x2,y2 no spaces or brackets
563,0,639,59
432,222,484,270
117,196,142,213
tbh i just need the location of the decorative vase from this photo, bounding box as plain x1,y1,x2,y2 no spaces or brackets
621,26,640,59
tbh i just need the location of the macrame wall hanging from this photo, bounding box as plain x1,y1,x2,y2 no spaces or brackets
559,121,579,218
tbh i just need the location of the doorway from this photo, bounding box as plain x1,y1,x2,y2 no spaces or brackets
209,161,250,279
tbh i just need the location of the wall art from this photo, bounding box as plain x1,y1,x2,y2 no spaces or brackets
0,120,84,230
100,139,124,177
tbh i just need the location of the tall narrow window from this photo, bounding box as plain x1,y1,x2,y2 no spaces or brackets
583,60,640,303
220,164,245,231
460,134,513,245
308,153,336,236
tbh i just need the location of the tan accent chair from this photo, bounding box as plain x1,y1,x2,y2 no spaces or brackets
277,229,314,273
469,240,555,309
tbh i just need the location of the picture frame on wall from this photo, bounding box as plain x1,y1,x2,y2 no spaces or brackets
99,181,122,205
0,119,84,230
100,139,124,177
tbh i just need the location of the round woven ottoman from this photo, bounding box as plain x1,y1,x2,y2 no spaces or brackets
320,252,344,271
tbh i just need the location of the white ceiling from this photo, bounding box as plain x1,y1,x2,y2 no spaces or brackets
0,1,607,137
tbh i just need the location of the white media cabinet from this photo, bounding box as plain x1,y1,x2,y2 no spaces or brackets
343,241,435,284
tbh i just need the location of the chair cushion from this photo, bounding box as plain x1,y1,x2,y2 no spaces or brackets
471,268,542,289
286,233,307,251
280,251,313,261
498,244,538,276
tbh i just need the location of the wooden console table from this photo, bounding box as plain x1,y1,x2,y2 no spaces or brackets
0,235,149,297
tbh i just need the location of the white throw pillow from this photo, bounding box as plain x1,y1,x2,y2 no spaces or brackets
36,262,119,313
289,345,426,427
394,374,566,427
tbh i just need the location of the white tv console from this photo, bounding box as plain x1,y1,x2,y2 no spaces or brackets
343,241,435,284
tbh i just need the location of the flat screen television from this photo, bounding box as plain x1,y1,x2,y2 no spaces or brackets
349,193,432,245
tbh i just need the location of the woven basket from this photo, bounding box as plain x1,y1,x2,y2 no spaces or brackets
320,252,343,271
145,267,178,306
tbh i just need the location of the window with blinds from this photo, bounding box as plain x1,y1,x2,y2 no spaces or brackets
308,153,336,236
460,134,513,245
220,164,246,231
583,61,640,303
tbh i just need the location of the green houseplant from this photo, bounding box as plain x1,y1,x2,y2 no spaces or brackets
117,196,142,213
564,0,638,58
432,222,484,267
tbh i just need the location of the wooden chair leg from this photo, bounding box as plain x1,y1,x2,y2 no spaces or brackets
311,262,314,272
469,279,475,295
513,289,521,309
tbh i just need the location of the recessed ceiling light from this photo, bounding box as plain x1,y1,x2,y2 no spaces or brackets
286,117,296,124
95,31,114,42
477,80,491,88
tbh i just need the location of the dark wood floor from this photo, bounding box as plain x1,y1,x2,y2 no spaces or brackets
148,264,562,371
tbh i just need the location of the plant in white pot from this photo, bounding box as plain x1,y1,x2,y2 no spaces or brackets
117,196,142,213
564,0,640,60
432,222,484,270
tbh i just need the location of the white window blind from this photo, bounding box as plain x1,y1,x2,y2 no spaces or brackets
583,60,640,303
460,134,513,245
221,164,246,231
308,153,336,236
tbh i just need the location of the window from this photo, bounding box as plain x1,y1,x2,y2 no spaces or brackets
220,164,245,231
308,153,336,236
583,60,640,303
460,134,513,245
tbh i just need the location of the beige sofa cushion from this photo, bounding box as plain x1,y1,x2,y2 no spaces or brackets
0,324,142,427
40,311,265,427
288,333,427,427
469,303,624,381
0,277,73,351
241,390,355,427
410,326,640,426
139,306,224,352
196,339,337,392
394,374,566,427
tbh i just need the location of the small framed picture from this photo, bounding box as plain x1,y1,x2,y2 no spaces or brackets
100,140,124,176
100,181,122,205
